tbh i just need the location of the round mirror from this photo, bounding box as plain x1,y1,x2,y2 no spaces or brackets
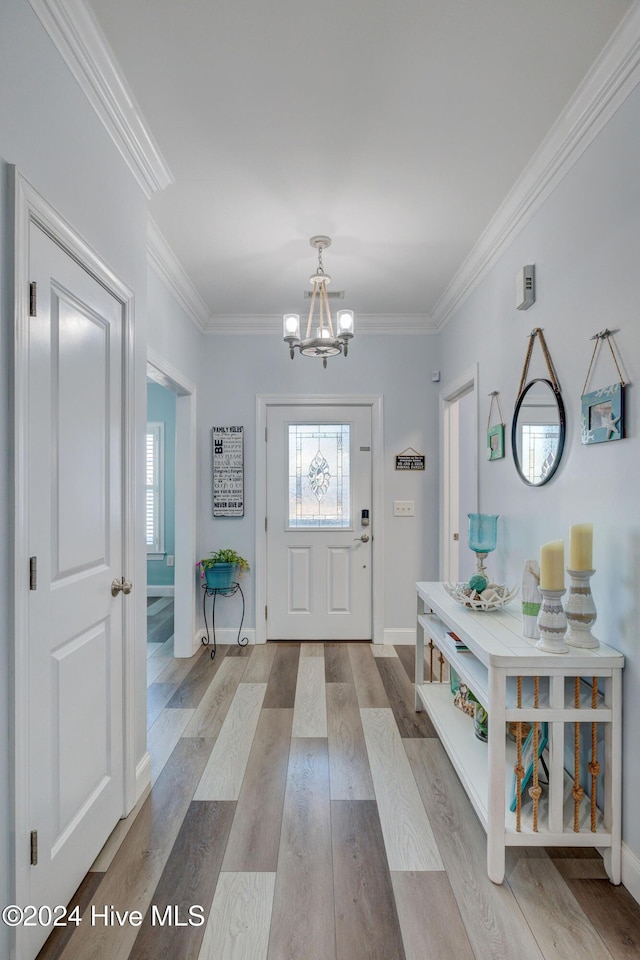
511,378,566,486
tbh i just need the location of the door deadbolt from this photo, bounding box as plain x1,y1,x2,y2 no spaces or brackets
111,577,133,597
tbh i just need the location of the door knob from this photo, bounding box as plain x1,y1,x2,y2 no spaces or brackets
353,534,370,543
111,577,133,597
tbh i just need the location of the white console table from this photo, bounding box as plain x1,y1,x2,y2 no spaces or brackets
415,581,624,884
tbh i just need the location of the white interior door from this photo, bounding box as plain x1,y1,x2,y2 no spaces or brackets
457,388,477,583
441,369,478,583
266,405,372,640
25,223,125,956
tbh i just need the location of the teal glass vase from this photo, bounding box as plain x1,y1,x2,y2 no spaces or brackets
467,513,498,578
467,513,498,553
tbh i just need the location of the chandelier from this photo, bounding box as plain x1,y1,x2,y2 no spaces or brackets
283,236,355,368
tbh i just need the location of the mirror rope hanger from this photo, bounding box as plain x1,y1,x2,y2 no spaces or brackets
581,328,627,396
517,327,560,398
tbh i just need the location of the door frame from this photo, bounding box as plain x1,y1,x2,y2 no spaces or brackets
146,348,197,657
440,365,479,580
11,170,136,941
256,394,384,645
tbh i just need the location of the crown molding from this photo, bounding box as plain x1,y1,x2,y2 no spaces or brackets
205,313,436,335
432,0,640,330
28,0,173,198
147,218,210,333
145,226,436,337
357,314,436,334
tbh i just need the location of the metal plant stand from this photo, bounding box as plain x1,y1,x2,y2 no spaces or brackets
201,582,249,659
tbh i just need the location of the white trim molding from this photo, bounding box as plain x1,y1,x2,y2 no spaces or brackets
199,628,257,648
439,366,479,582
28,0,173,198
147,219,210,333
207,313,436,335
383,628,416,646
135,752,151,803
147,346,197,396
622,842,640,906
146,347,197,660
147,584,175,597
433,1,640,329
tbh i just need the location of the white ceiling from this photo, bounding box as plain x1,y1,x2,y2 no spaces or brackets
87,0,633,326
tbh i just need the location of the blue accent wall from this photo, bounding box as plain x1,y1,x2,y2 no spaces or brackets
147,382,176,587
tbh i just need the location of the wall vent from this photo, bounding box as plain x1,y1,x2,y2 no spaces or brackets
303,289,344,299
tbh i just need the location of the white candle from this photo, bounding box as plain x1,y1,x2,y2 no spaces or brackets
569,523,593,571
540,540,565,590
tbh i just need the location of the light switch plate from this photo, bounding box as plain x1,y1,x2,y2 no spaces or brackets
393,500,415,516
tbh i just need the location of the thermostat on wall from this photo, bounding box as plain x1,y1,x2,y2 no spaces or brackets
516,264,535,310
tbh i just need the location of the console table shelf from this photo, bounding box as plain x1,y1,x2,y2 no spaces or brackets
415,582,623,884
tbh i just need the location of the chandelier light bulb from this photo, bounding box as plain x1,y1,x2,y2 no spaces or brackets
337,309,354,335
283,314,300,338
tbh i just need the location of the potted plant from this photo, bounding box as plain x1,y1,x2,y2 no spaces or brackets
198,548,250,590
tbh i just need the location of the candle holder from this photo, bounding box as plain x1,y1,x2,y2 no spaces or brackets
468,513,498,578
565,569,599,649
536,588,569,654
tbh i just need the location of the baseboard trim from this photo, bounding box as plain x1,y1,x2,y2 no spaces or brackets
193,627,256,653
204,627,256,647
147,584,175,597
135,751,151,804
383,628,416,646
622,841,640,905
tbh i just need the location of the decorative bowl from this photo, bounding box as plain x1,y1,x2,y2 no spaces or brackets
443,581,518,611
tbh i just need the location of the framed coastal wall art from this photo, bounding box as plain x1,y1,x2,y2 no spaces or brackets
580,330,628,446
581,382,624,445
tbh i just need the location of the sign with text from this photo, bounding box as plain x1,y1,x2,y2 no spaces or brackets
395,449,425,471
212,426,244,516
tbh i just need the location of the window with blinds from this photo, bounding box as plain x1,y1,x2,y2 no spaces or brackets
146,422,164,554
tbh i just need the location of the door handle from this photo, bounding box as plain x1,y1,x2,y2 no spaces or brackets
111,577,133,597
353,534,370,543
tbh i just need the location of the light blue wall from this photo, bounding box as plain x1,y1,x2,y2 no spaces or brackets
437,82,640,874
195,331,441,633
147,382,176,587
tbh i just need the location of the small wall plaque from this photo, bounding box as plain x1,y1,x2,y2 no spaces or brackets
212,426,244,516
395,447,425,471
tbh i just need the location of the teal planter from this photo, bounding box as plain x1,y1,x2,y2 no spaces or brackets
204,562,234,589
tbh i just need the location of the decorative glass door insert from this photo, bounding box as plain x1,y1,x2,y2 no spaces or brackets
288,423,351,528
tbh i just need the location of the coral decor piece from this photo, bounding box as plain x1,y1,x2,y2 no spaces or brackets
444,581,518,611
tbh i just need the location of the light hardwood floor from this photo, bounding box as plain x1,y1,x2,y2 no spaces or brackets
37,633,640,960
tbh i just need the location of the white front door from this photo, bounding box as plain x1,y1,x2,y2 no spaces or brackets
266,404,372,640
25,223,125,956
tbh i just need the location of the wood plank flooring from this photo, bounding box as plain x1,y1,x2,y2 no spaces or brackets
38,635,640,960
